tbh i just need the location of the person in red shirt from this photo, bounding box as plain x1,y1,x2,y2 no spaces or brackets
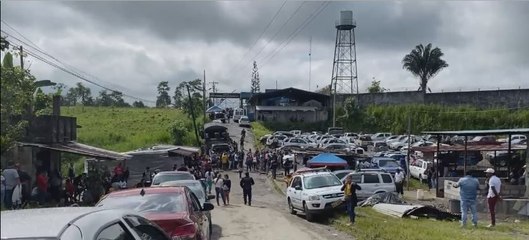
65,179,75,204
36,171,48,205
113,163,123,178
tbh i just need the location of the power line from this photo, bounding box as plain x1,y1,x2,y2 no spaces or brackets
260,2,330,68
5,37,156,104
226,0,288,75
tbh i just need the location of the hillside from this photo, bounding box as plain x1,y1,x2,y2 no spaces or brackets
62,106,186,152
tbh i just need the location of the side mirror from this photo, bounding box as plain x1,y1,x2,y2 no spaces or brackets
202,202,215,211
207,194,215,200
294,186,302,191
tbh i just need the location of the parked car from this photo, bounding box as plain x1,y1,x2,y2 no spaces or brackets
210,142,232,154
409,159,432,181
286,171,344,222
498,134,527,143
266,134,288,146
159,180,215,234
355,135,373,149
372,141,389,152
282,138,313,149
97,187,213,240
290,130,302,136
384,135,400,144
389,135,422,150
371,132,392,141
468,136,499,145
371,157,402,174
213,112,226,123
233,108,245,122
151,171,196,186
239,116,251,127
323,143,351,152
1,207,171,240
332,169,355,180
341,171,396,200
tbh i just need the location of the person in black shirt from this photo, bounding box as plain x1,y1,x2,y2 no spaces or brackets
223,174,232,205
240,172,255,206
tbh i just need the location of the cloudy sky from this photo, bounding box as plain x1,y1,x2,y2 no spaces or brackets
2,1,528,105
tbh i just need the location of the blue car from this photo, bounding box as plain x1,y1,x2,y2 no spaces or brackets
371,157,402,175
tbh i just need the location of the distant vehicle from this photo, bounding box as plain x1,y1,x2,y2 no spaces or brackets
213,112,226,123
371,157,402,174
371,132,392,141
151,171,196,186
372,141,389,152
266,135,288,147
323,143,351,152
97,187,213,240
341,171,396,200
290,130,302,136
512,138,527,145
282,138,313,149
343,132,359,139
332,169,354,180
239,116,251,127
320,138,347,148
385,135,400,144
327,127,344,135
233,108,246,122
1,207,171,240
287,171,344,222
210,142,232,154
389,135,422,150
468,136,499,145
355,135,373,149
498,134,527,143
409,159,432,181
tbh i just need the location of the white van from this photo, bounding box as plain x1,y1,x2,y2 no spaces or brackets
233,108,246,122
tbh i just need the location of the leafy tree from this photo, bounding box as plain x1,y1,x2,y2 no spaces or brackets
402,43,448,94
173,79,203,116
109,91,129,107
96,90,113,107
316,84,331,95
1,36,10,51
65,87,78,106
132,101,145,108
250,61,261,93
0,52,35,155
156,81,171,107
75,82,92,105
367,78,386,93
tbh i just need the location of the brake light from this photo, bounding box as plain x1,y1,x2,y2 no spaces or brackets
171,223,196,240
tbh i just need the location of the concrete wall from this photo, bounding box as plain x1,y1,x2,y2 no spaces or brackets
338,88,529,108
256,110,328,123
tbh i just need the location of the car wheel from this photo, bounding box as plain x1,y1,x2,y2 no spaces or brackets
303,202,315,222
288,198,296,215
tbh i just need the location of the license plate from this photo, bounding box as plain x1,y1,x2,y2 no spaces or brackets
331,200,343,208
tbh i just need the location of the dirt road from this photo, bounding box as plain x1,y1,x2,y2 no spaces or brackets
209,122,350,240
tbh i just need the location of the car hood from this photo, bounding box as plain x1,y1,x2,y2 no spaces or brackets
144,212,190,235
303,185,343,195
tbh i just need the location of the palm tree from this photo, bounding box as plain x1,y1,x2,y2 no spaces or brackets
402,43,448,94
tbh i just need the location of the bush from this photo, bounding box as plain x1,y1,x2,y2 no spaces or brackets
169,119,188,145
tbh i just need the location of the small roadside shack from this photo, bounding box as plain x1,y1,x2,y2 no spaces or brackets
415,128,529,216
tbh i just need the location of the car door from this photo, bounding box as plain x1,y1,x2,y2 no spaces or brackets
349,173,365,198
123,215,171,240
288,176,303,208
187,189,209,240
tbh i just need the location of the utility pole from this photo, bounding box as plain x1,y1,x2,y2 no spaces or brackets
186,83,201,147
20,46,24,70
209,81,219,105
203,70,207,122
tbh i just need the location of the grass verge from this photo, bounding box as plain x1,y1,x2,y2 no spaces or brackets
332,207,529,240
250,121,272,150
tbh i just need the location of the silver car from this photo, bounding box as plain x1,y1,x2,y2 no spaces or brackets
151,171,196,186
1,207,170,240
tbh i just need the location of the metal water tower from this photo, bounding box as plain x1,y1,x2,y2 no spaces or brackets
331,10,358,126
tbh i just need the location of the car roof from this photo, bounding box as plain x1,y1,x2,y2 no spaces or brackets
159,180,202,186
155,171,194,176
105,186,186,197
1,207,141,239
297,171,335,177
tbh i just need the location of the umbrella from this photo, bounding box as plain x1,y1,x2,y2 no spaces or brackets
307,153,348,167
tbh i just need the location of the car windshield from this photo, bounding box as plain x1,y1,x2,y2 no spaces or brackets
98,192,186,214
152,173,194,185
303,175,342,189
378,160,399,168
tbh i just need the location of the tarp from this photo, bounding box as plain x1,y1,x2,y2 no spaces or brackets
373,203,460,220
360,192,404,207
206,105,223,113
306,153,348,167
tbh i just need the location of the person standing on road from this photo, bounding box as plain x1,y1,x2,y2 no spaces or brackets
205,170,214,194
453,171,480,228
240,172,255,206
223,174,231,205
214,174,226,206
2,162,20,209
395,168,405,196
341,175,361,225
485,168,502,228
246,152,253,173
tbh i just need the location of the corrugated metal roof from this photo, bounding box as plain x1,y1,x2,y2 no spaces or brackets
423,128,529,136
256,105,318,112
18,141,130,160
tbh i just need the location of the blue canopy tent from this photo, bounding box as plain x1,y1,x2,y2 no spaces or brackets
206,105,223,113
306,153,348,168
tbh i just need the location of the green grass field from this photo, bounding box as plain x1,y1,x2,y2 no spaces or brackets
333,208,529,240
62,106,188,152
250,121,272,149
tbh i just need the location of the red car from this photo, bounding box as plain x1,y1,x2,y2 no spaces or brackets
97,187,214,240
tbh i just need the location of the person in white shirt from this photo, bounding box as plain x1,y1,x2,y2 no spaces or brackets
214,174,226,206
485,168,501,227
395,168,405,196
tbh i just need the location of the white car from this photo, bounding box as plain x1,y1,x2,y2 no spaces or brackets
287,172,344,222
1,207,170,240
409,159,432,181
239,116,251,127
390,135,422,150
282,138,313,149
320,138,347,148
371,132,392,141
266,134,288,146
341,171,396,200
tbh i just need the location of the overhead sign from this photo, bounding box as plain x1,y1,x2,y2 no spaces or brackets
209,92,241,98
